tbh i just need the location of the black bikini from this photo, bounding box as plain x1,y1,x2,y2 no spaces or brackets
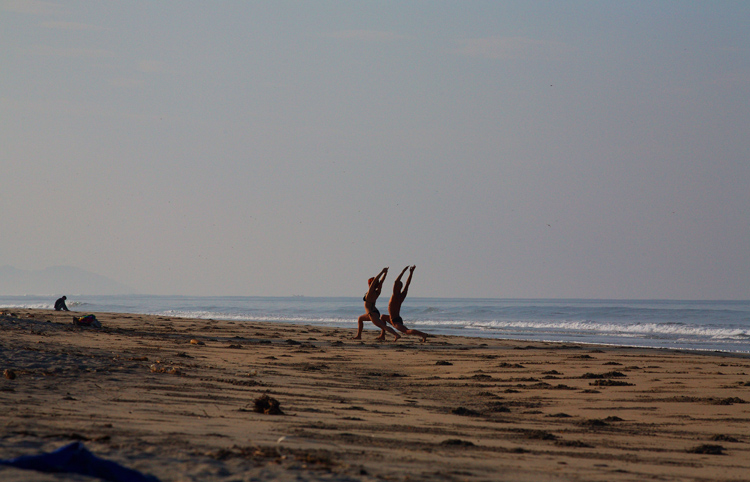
364,293,380,316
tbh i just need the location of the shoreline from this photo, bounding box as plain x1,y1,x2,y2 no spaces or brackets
2,308,750,481
2,295,748,355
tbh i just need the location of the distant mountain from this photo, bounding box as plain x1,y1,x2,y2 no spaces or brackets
0,265,134,295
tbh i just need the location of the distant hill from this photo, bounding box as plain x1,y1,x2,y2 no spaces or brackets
0,266,134,295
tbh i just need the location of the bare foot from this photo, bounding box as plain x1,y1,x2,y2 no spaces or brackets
375,335,386,341
352,334,361,340
392,334,401,342
420,336,427,343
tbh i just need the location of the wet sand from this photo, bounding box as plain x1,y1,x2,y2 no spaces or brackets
1,308,749,481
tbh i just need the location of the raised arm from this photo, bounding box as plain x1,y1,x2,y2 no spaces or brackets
393,266,409,294
378,267,389,292
402,265,416,295
367,267,389,298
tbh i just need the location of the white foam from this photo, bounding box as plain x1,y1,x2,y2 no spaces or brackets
419,319,749,340
153,310,351,325
0,302,53,310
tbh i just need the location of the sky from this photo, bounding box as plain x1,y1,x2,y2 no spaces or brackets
2,1,749,299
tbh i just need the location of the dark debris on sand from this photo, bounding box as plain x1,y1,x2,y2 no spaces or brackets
580,371,626,379
441,439,475,447
713,397,746,405
711,434,740,443
590,380,634,387
253,394,284,415
688,444,725,455
452,407,482,417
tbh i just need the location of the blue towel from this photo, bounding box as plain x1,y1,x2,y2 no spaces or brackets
0,441,160,482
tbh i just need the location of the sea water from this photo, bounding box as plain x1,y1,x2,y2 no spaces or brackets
1,295,748,354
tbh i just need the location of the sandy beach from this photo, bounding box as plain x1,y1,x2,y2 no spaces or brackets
1,308,749,481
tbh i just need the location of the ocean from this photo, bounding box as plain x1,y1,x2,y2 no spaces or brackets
2,295,749,354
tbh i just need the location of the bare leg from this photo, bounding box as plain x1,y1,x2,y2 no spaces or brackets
353,313,369,339
357,313,401,341
378,315,391,339
392,322,429,343
405,328,429,343
369,312,401,342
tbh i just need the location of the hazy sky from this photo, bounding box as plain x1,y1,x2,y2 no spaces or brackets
2,1,749,299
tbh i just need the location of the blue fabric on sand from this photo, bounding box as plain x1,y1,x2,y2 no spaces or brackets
0,441,160,482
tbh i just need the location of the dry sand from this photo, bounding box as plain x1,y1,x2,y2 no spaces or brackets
1,308,749,481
